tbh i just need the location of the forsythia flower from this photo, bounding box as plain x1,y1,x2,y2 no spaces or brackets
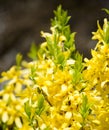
0,5,109,130
83,17,109,129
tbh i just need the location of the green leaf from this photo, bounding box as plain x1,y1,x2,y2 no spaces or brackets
28,43,38,60
56,53,65,69
37,94,44,109
16,53,23,69
80,94,91,120
65,32,76,52
103,19,109,44
29,66,37,82
46,36,55,56
102,8,109,14
36,94,45,116
72,52,83,85
24,100,31,118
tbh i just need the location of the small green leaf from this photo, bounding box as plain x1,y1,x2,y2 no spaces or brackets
16,53,23,69
38,94,44,109
28,43,38,60
24,101,31,118
56,53,65,67
36,94,45,116
80,94,92,120
46,36,55,56
29,66,37,82
72,52,83,85
103,19,109,43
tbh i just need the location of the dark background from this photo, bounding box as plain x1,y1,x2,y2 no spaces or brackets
0,0,109,72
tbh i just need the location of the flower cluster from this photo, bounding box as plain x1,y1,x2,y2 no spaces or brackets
0,5,109,130
83,18,109,129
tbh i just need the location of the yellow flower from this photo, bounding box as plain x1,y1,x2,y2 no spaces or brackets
19,123,34,130
2,111,9,123
0,86,24,127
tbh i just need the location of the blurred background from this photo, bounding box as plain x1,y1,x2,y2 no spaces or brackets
0,0,109,72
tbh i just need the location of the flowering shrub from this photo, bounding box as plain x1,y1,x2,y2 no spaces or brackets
0,5,109,130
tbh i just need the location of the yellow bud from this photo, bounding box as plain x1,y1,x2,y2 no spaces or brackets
2,111,9,123
92,119,100,125
15,117,22,128
65,111,72,120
